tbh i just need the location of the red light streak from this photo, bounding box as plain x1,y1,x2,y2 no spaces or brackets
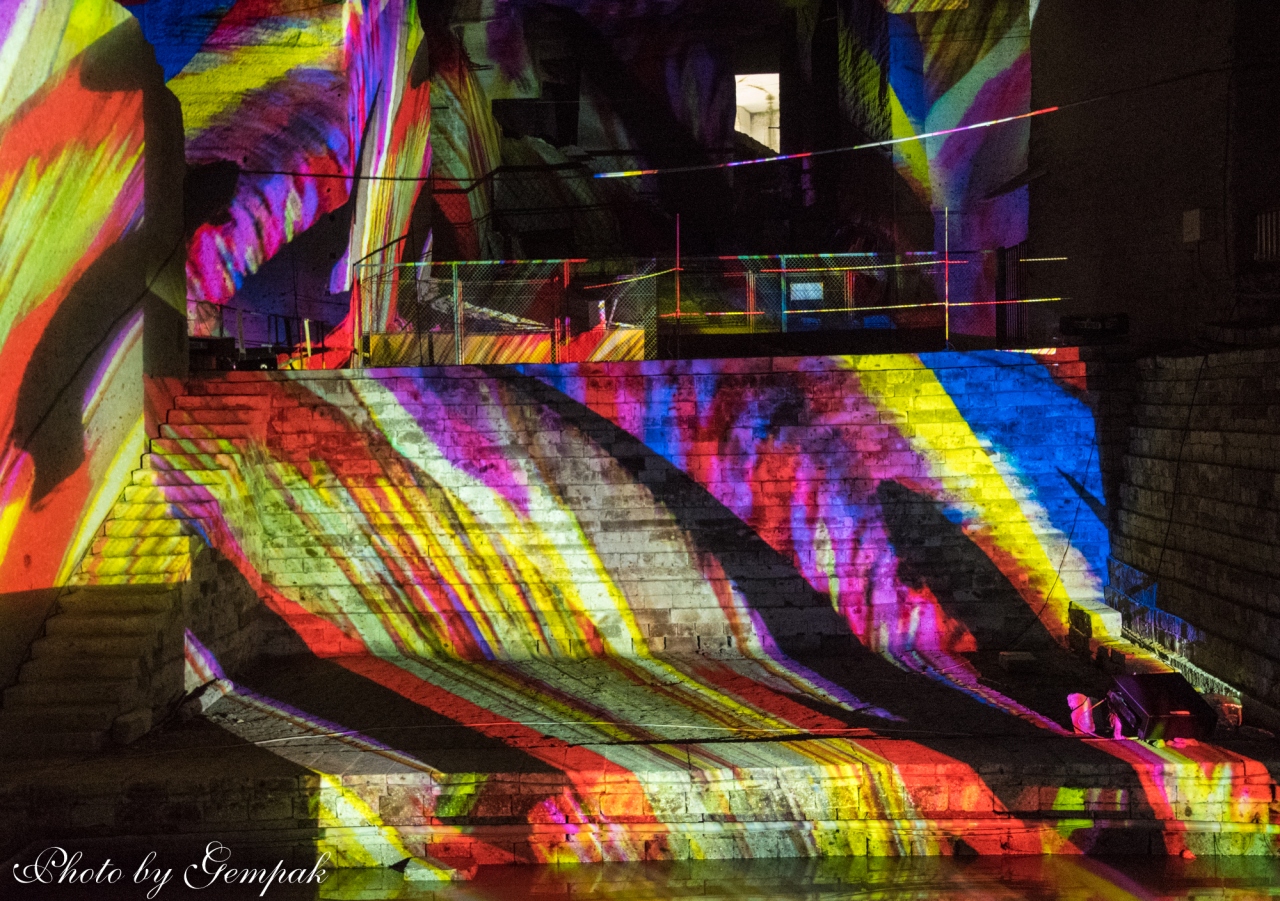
595,106,1061,179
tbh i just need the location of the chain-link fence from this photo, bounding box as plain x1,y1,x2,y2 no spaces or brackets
661,253,994,334
338,251,1064,367
355,259,655,367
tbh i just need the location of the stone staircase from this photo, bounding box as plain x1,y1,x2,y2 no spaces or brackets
75,371,841,663
70,392,273,588
0,393,272,755
0,357,1163,753
3,364,1276,862
0,586,183,753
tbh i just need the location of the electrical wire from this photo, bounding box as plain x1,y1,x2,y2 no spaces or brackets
1009,427,1098,652
593,106,1060,179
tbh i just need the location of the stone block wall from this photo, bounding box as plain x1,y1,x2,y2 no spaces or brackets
519,350,1117,657
1110,347,1280,722
79,350,1119,680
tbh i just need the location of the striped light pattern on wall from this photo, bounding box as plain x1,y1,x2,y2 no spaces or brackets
78,354,1280,863
0,0,156,592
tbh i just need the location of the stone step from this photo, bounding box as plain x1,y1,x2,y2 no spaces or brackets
175,393,273,410
109,500,220,522
144,451,242,471
45,612,168,637
160,422,262,440
31,633,155,659
168,408,270,426
131,468,226,487
90,536,193,558
67,573,184,587
122,484,216,504
150,437,250,456
75,556,191,578
0,703,124,731
102,517,188,538
5,679,135,707
57,587,180,615
187,375,291,391
20,655,142,683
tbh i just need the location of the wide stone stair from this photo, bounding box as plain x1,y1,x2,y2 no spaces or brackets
0,587,183,754
1,393,273,754
1,366,1279,863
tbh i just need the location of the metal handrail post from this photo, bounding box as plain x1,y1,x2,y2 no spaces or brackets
452,262,463,365
780,255,788,333
944,206,951,346
351,277,362,370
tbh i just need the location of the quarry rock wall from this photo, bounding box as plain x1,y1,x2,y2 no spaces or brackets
1110,346,1280,722
0,2,187,689
78,351,1115,677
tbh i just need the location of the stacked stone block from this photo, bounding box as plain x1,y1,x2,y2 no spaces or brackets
1111,347,1280,722
5,353,1280,862
72,352,1124,670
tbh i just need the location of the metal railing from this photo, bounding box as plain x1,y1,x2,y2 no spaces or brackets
187,299,350,369
347,252,1065,367
351,258,658,367
188,253,1066,369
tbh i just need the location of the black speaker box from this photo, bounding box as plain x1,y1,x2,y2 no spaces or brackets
233,348,279,371
1107,671,1216,741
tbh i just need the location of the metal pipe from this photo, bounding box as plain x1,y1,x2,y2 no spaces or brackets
944,206,950,346
452,262,463,365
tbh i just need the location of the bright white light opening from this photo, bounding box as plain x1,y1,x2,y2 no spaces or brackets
790,282,823,302
735,73,780,153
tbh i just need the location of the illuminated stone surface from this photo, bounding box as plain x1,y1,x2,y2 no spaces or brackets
4,353,1278,870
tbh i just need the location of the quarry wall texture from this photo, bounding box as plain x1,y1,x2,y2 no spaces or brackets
75,350,1117,677
1109,346,1280,722
0,6,187,689
11,349,1280,864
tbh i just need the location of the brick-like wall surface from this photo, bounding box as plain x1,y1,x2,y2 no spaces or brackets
518,351,1118,656
20,351,1280,865
1111,347,1280,720
77,351,1121,671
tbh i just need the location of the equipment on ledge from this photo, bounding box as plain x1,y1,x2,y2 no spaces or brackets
1106,671,1217,741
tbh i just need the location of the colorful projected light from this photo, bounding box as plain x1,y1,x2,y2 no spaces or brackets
0,0,170,591
74,352,1280,863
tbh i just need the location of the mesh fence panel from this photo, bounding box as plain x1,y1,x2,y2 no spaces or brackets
358,260,653,366
352,251,1030,365
572,259,658,362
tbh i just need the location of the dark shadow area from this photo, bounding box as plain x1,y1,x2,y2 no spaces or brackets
0,716,315,868
229,193,355,330
491,370,1131,813
0,590,59,693
13,16,186,502
875,480,1056,651
529,7,735,255
184,159,241,231
1058,467,1108,524
233,651,558,775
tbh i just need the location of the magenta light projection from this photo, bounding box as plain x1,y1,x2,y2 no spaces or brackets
73,352,1280,864
126,0,432,346
0,0,180,592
